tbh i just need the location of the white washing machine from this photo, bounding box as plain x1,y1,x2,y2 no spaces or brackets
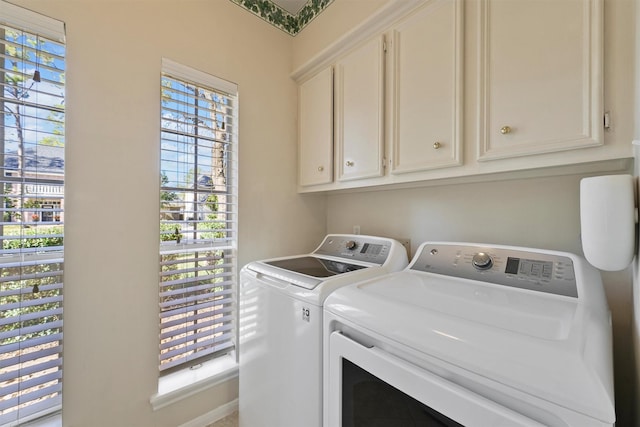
238,234,408,427
324,242,615,427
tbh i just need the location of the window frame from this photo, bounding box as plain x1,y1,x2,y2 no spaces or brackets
158,59,239,375
0,2,65,425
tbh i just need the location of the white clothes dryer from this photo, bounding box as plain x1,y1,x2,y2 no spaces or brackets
238,234,408,427
324,242,615,427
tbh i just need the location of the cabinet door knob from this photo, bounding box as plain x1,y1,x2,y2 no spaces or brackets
317,166,324,172
500,126,512,135
433,142,442,149
346,161,354,167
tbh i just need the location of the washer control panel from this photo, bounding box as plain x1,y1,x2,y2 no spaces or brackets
314,235,392,265
411,243,578,297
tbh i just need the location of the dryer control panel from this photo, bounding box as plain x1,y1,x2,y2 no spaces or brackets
410,243,578,298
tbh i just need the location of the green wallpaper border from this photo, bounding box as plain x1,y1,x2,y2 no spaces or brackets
231,0,334,36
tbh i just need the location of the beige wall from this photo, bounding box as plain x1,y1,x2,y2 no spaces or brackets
295,0,637,425
10,0,326,425
4,0,636,425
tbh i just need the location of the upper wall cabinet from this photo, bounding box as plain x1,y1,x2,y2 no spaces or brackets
335,35,386,182
298,67,333,186
292,0,622,193
477,0,603,161
388,0,463,174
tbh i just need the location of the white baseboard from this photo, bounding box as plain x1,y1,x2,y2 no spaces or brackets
178,399,238,427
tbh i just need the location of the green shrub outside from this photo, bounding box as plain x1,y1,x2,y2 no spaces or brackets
2,226,64,249
1,226,63,345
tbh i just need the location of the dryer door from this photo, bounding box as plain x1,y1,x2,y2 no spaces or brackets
326,331,546,427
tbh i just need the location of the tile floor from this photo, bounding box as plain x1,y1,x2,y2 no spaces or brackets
207,411,238,427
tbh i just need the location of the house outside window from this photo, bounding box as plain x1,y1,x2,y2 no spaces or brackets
0,3,65,425
159,59,238,373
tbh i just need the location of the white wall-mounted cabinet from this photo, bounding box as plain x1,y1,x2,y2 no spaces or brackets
293,0,621,193
298,67,333,186
296,1,462,190
335,35,386,182
388,0,463,174
477,0,603,161
297,35,386,187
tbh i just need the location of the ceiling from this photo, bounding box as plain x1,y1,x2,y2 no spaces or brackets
231,0,334,36
272,0,308,14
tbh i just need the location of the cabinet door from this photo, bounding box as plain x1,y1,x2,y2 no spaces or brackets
299,67,333,186
478,0,603,160
389,0,463,174
335,36,385,182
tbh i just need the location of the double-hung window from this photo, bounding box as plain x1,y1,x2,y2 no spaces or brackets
0,3,65,425
159,59,238,373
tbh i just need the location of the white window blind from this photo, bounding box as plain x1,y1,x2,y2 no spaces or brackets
159,61,238,372
0,3,65,425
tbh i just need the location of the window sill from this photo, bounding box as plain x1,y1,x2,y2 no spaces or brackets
150,355,238,411
18,411,61,427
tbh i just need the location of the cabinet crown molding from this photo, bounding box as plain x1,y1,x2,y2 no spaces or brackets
291,0,430,82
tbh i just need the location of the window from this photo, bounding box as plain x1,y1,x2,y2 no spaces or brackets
0,3,65,425
159,59,238,373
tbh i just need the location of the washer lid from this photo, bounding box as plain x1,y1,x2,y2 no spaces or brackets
325,270,615,424
264,256,367,278
245,234,409,291
248,256,369,289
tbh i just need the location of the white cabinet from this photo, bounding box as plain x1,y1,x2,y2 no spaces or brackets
293,0,613,193
296,2,462,190
388,0,463,174
335,35,386,182
297,35,385,187
298,67,333,186
477,0,603,160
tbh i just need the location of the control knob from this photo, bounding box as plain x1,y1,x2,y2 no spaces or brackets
345,240,358,250
472,252,493,270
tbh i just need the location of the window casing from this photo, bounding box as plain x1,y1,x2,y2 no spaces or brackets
159,60,238,373
0,3,65,425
